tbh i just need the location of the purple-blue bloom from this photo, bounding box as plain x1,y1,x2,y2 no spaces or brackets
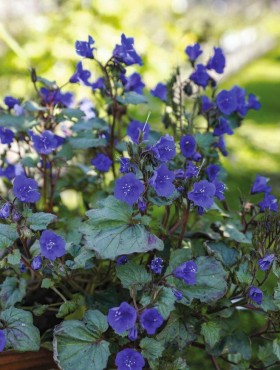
188,180,216,209
108,302,137,334
258,254,274,271
40,88,74,108
75,35,95,59
250,175,271,194
180,134,196,158
39,230,66,261
149,164,175,197
114,173,144,205
150,257,163,274
247,94,261,110
150,83,167,101
185,162,199,179
173,260,198,285
214,180,226,201
138,198,147,212
31,255,43,271
190,64,210,89
69,61,92,86
126,120,150,143
185,43,203,62
13,175,40,203
258,193,278,212
128,326,138,341
191,151,202,162
31,130,64,155
113,34,143,66
248,286,263,305
152,134,176,163
12,209,21,222
119,157,131,174
140,308,164,335
123,72,145,94
216,89,237,115
91,153,112,172
232,86,247,116
172,288,183,301
213,117,233,136
0,330,6,352
206,164,220,182
116,255,128,266
4,96,20,109
213,135,228,156
115,348,145,370
174,169,185,179
207,47,226,74
91,77,105,91
201,95,214,112
0,127,14,145
0,203,11,219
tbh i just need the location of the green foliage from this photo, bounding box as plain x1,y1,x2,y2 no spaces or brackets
53,310,110,370
116,261,151,291
0,277,26,308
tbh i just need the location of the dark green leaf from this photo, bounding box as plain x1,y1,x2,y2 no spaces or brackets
69,133,107,149
219,223,251,244
117,92,148,105
116,261,151,291
201,321,221,348
0,277,26,309
0,224,18,250
1,307,40,351
27,212,57,231
53,310,110,370
206,241,239,266
140,337,164,361
7,249,21,265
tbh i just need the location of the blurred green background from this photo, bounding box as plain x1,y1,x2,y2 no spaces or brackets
0,0,279,208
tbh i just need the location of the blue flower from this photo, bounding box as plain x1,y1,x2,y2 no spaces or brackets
232,86,247,116
31,130,64,155
92,77,105,91
207,47,225,74
39,230,66,261
119,157,131,173
115,348,145,370
190,64,209,89
152,134,176,162
180,134,196,158
214,180,226,201
247,94,261,111
75,35,95,59
0,127,14,145
201,96,214,112
69,61,92,86
0,203,11,219
128,326,138,341
251,175,271,194
4,96,20,109
140,308,164,335
108,302,137,334
258,194,278,212
258,254,274,271
116,255,128,265
149,164,175,197
91,154,112,172
174,169,185,179
216,89,237,115
31,255,43,271
150,257,163,274
113,34,143,66
127,120,150,143
13,175,40,203
172,288,183,301
248,286,263,305
138,198,147,212
191,152,202,162
213,135,228,156
185,43,203,62
12,209,21,222
213,117,233,136
185,162,199,179
188,180,216,209
40,88,74,108
124,72,145,94
0,330,6,352
114,173,144,205
173,260,198,285
206,164,220,182
151,83,167,101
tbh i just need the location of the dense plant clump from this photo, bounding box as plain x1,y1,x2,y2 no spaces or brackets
0,34,279,370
